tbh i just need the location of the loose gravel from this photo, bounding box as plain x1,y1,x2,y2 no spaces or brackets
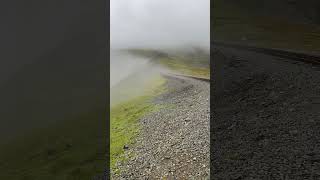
112,74,210,179
212,46,320,179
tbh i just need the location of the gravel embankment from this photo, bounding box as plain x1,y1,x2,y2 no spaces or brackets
113,74,210,179
212,46,320,179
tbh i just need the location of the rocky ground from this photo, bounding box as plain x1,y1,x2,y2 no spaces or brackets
113,75,210,179
211,45,320,179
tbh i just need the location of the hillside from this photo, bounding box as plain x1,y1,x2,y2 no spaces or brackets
0,0,107,179
213,0,320,53
125,47,210,79
0,32,107,180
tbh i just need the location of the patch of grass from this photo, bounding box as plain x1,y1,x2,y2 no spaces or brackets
110,75,166,173
160,57,210,79
124,48,210,79
124,49,170,59
111,68,166,106
110,97,151,170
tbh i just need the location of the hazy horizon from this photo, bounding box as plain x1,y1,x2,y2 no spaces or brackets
111,0,210,50
110,0,210,102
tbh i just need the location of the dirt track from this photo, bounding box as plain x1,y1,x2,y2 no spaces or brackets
113,74,210,179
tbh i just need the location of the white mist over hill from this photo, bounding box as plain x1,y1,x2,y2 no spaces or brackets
111,0,210,49
110,0,209,100
110,51,150,88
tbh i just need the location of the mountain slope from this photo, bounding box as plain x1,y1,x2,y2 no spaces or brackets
0,0,107,179
212,0,320,53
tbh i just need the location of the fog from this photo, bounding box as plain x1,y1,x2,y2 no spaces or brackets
110,51,150,88
110,0,209,102
111,0,210,49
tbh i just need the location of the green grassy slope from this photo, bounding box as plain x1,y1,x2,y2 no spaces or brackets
126,48,210,79
110,75,166,174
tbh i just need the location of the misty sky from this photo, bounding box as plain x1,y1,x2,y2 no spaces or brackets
111,0,210,49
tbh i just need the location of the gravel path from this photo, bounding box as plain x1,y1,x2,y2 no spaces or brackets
113,74,210,179
212,46,320,179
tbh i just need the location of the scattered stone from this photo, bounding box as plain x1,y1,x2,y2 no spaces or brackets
289,130,298,136
123,145,129,150
211,47,320,179
112,75,209,179
288,107,296,112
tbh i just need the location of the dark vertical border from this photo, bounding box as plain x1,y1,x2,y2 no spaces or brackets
106,0,111,178
210,0,214,179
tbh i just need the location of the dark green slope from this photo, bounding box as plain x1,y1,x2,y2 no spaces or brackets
0,0,107,179
213,0,320,24
212,0,320,52
0,32,106,142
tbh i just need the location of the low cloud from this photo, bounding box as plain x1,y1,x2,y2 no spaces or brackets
111,0,210,49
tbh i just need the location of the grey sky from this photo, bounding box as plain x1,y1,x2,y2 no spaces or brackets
111,0,210,49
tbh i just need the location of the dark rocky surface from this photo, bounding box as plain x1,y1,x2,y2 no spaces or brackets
211,45,320,179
